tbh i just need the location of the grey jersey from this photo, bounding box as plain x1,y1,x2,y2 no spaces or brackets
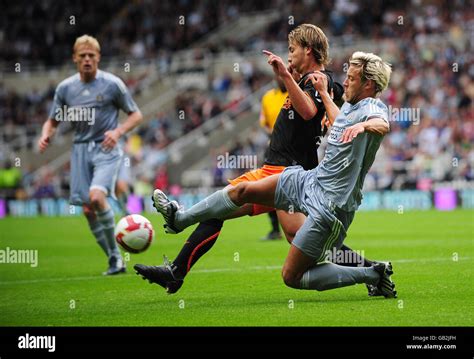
315,97,389,211
48,70,138,143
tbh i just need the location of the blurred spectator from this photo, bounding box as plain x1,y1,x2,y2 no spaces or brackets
0,160,22,200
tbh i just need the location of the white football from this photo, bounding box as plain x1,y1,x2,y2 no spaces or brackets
115,214,155,253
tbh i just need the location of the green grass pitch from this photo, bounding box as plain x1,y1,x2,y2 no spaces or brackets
0,210,472,326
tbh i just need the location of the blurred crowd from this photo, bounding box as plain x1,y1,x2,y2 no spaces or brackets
4,0,469,65
1,0,269,66
0,0,472,201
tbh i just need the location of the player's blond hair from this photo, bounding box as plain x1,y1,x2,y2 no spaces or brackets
73,35,101,53
288,24,330,66
349,51,391,96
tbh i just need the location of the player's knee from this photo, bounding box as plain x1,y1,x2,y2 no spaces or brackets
281,268,301,289
89,190,105,209
228,183,249,206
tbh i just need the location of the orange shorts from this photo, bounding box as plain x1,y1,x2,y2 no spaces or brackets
227,164,285,216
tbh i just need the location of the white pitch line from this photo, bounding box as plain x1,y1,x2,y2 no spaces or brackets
0,256,470,286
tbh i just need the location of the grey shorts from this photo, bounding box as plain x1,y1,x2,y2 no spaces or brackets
70,142,123,205
275,166,355,261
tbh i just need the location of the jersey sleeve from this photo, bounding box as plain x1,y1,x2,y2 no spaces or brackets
363,100,389,123
113,77,139,114
48,84,66,121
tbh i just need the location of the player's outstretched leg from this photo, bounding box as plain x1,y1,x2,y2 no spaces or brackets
152,175,279,234
134,218,224,294
134,256,184,294
152,188,238,234
136,204,256,293
152,189,181,234
169,218,225,279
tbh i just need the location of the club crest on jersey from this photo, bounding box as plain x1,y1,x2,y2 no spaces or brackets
345,113,356,124
96,94,103,102
282,96,292,110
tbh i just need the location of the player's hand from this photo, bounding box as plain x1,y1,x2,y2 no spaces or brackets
341,123,365,143
262,50,289,78
38,135,50,153
102,128,122,150
306,71,328,95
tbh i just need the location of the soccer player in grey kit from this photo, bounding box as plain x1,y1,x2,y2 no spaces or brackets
146,51,397,297
39,35,143,275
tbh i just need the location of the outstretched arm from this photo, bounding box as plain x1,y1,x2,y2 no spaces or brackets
341,118,390,143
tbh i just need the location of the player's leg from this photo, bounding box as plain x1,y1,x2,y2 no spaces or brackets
333,244,382,296
90,145,125,275
281,216,381,290
70,144,112,260
278,208,381,295
171,203,255,278
273,166,394,295
136,168,280,292
83,204,109,256
228,173,278,206
336,244,374,267
277,209,305,243
278,208,374,267
285,207,396,297
89,188,124,275
279,210,374,266
89,189,116,259
172,202,255,278
134,203,255,293
153,174,280,233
